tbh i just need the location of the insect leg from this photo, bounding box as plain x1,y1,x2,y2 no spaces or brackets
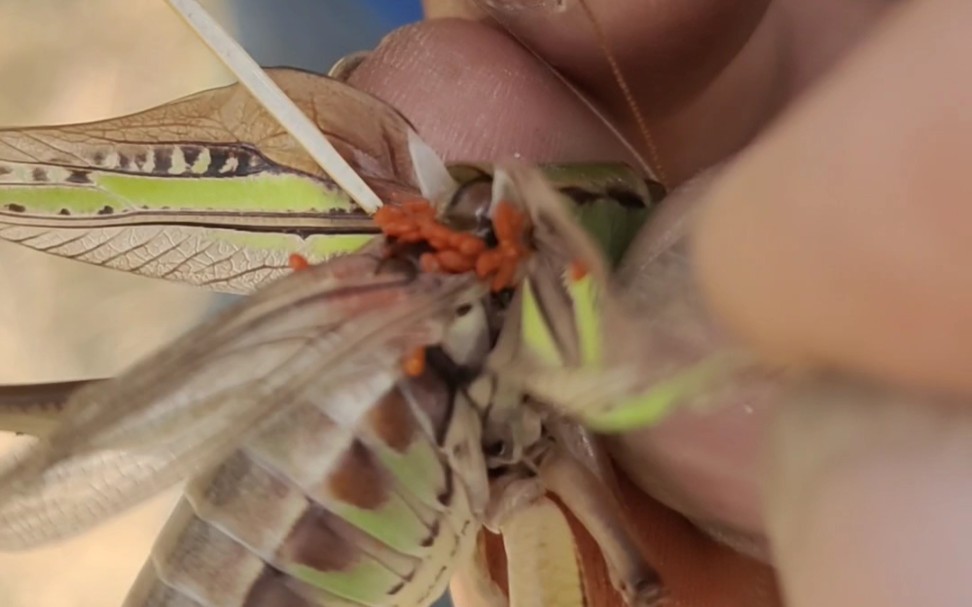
449,533,509,607
499,495,587,607
540,449,664,607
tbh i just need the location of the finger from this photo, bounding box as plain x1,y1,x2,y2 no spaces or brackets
422,0,485,19
768,378,972,606
693,0,972,394
610,165,774,546
613,464,782,607
473,0,779,182
348,19,636,164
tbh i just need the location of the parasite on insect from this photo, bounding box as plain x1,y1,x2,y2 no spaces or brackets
0,2,764,607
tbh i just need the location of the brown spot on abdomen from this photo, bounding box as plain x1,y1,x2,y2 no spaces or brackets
328,440,390,509
280,506,357,574
367,389,417,453
244,567,318,607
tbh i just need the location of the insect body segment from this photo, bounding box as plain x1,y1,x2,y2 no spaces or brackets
124,364,486,607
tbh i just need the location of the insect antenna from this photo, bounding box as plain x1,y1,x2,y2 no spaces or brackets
481,0,668,187
576,0,668,186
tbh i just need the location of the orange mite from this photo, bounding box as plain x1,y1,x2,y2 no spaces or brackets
374,195,530,293
569,260,589,281
288,253,310,272
402,347,426,377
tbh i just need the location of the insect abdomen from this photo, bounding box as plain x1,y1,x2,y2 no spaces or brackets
123,373,482,607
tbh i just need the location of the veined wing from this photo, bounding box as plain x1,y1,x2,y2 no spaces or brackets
0,251,483,550
0,68,434,294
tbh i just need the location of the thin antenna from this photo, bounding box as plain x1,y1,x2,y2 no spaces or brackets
479,0,667,186
163,0,384,213
576,0,667,186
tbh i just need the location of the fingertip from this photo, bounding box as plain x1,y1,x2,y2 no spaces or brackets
692,0,972,393
768,379,972,606
348,19,633,164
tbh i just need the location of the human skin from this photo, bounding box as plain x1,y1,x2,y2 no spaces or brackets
347,1,972,605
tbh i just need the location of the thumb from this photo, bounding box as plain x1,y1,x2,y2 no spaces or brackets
692,0,972,394
767,379,972,606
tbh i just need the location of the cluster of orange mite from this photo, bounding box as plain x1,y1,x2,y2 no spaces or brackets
373,197,529,293
288,196,531,378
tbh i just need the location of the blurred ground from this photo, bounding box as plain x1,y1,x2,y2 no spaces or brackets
0,2,231,605
0,1,417,605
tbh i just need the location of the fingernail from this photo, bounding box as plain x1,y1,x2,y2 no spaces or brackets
767,376,972,606
327,51,371,82
476,0,566,15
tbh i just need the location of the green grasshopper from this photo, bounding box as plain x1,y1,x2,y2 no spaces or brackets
0,3,750,607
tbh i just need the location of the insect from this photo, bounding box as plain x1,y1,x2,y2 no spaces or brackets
0,2,751,607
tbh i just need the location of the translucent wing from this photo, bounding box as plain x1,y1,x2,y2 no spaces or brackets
0,69,435,294
0,251,482,549
0,380,89,437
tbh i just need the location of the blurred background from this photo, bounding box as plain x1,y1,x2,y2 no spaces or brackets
0,1,423,605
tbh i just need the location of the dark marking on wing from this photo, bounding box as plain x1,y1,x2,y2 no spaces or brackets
66,170,91,184
58,208,70,216
92,151,105,165
182,146,201,167
133,152,147,169
118,154,132,170
205,148,229,177
247,151,267,170
0,166,11,176
153,147,173,174
97,206,114,215
5,203,25,213
31,168,47,182
328,440,390,509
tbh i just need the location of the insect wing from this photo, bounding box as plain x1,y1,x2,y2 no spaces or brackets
0,252,482,550
0,380,91,437
0,69,425,294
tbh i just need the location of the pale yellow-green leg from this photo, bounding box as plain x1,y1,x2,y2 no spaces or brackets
500,496,587,607
449,533,509,607
540,450,664,607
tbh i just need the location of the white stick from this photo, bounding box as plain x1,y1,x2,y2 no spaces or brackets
163,0,383,213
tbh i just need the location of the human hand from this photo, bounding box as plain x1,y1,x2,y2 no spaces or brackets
346,1,972,605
